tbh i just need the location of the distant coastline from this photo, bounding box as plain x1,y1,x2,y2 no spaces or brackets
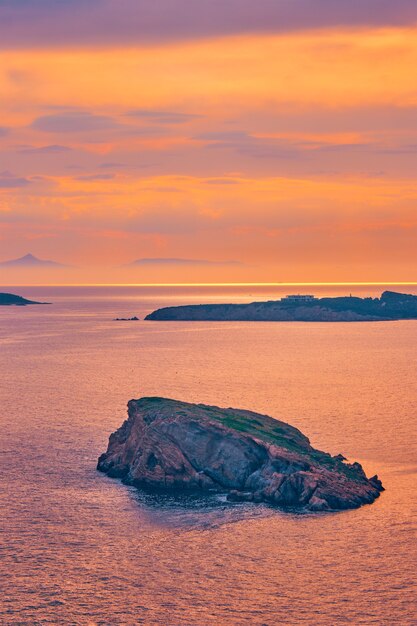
0,292,47,306
145,290,417,322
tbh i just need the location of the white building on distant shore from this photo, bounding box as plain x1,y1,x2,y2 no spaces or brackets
282,294,317,302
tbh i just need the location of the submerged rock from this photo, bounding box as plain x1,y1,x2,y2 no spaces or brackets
97,397,384,512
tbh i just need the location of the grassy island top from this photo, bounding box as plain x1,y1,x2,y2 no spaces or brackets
131,397,360,480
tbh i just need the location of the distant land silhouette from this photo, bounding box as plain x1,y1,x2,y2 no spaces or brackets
127,257,241,267
0,253,67,268
146,291,417,322
0,292,47,306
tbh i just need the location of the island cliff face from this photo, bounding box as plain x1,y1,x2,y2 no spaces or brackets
145,291,417,322
98,398,384,512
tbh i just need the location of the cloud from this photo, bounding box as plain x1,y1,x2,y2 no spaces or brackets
195,128,392,164
196,131,250,142
31,111,119,133
1,1,416,48
204,178,240,185
17,144,72,154
99,162,125,169
140,186,182,193
126,208,218,235
381,143,417,155
247,105,417,135
127,109,201,124
125,125,172,137
75,173,115,181
0,127,9,137
196,131,304,160
0,171,31,188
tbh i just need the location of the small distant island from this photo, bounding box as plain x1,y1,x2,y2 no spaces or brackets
0,292,46,306
145,290,417,322
113,316,140,321
98,397,384,511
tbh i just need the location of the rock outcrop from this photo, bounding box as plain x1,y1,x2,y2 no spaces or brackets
145,291,417,322
98,398,384,512
113,316,140,321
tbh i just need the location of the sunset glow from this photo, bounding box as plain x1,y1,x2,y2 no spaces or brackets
2,5,417,625
1,3,416,284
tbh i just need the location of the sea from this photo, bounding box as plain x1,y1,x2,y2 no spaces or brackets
0,284,416,625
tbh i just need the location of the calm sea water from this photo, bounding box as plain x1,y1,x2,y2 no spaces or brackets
0,285,416,625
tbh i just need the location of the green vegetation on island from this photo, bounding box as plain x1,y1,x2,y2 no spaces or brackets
98,397,384,511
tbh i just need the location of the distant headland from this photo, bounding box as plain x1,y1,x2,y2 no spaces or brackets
98,397,384,511
0,292,47,306
145,290,417,322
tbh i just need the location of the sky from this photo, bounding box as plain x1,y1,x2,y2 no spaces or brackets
0,0,416,284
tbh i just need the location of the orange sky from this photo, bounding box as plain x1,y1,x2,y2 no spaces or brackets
0,8,416,284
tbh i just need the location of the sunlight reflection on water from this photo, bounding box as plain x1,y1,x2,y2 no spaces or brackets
0,285,416,625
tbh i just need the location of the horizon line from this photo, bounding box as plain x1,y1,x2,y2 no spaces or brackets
2,282,417,288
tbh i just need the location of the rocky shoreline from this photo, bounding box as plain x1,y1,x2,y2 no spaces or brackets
98,397,384,512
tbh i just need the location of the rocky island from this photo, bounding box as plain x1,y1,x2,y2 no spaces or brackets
113,316,140,321
0,292,46,306
145,290,417,322
98,397,384,511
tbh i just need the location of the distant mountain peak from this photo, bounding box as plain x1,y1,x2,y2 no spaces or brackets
0,253,68,267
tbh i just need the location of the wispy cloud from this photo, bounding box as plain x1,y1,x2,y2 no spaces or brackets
17,144,72,154
127,109,201,124
74,173,115,181
31,111,120,133
1,0,416,48
204,178,240,185
196,131,250,142
0,7,416,281
99,162,125,169
0,171,31,188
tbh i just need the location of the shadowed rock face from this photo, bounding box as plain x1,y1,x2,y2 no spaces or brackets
97,398,384,512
